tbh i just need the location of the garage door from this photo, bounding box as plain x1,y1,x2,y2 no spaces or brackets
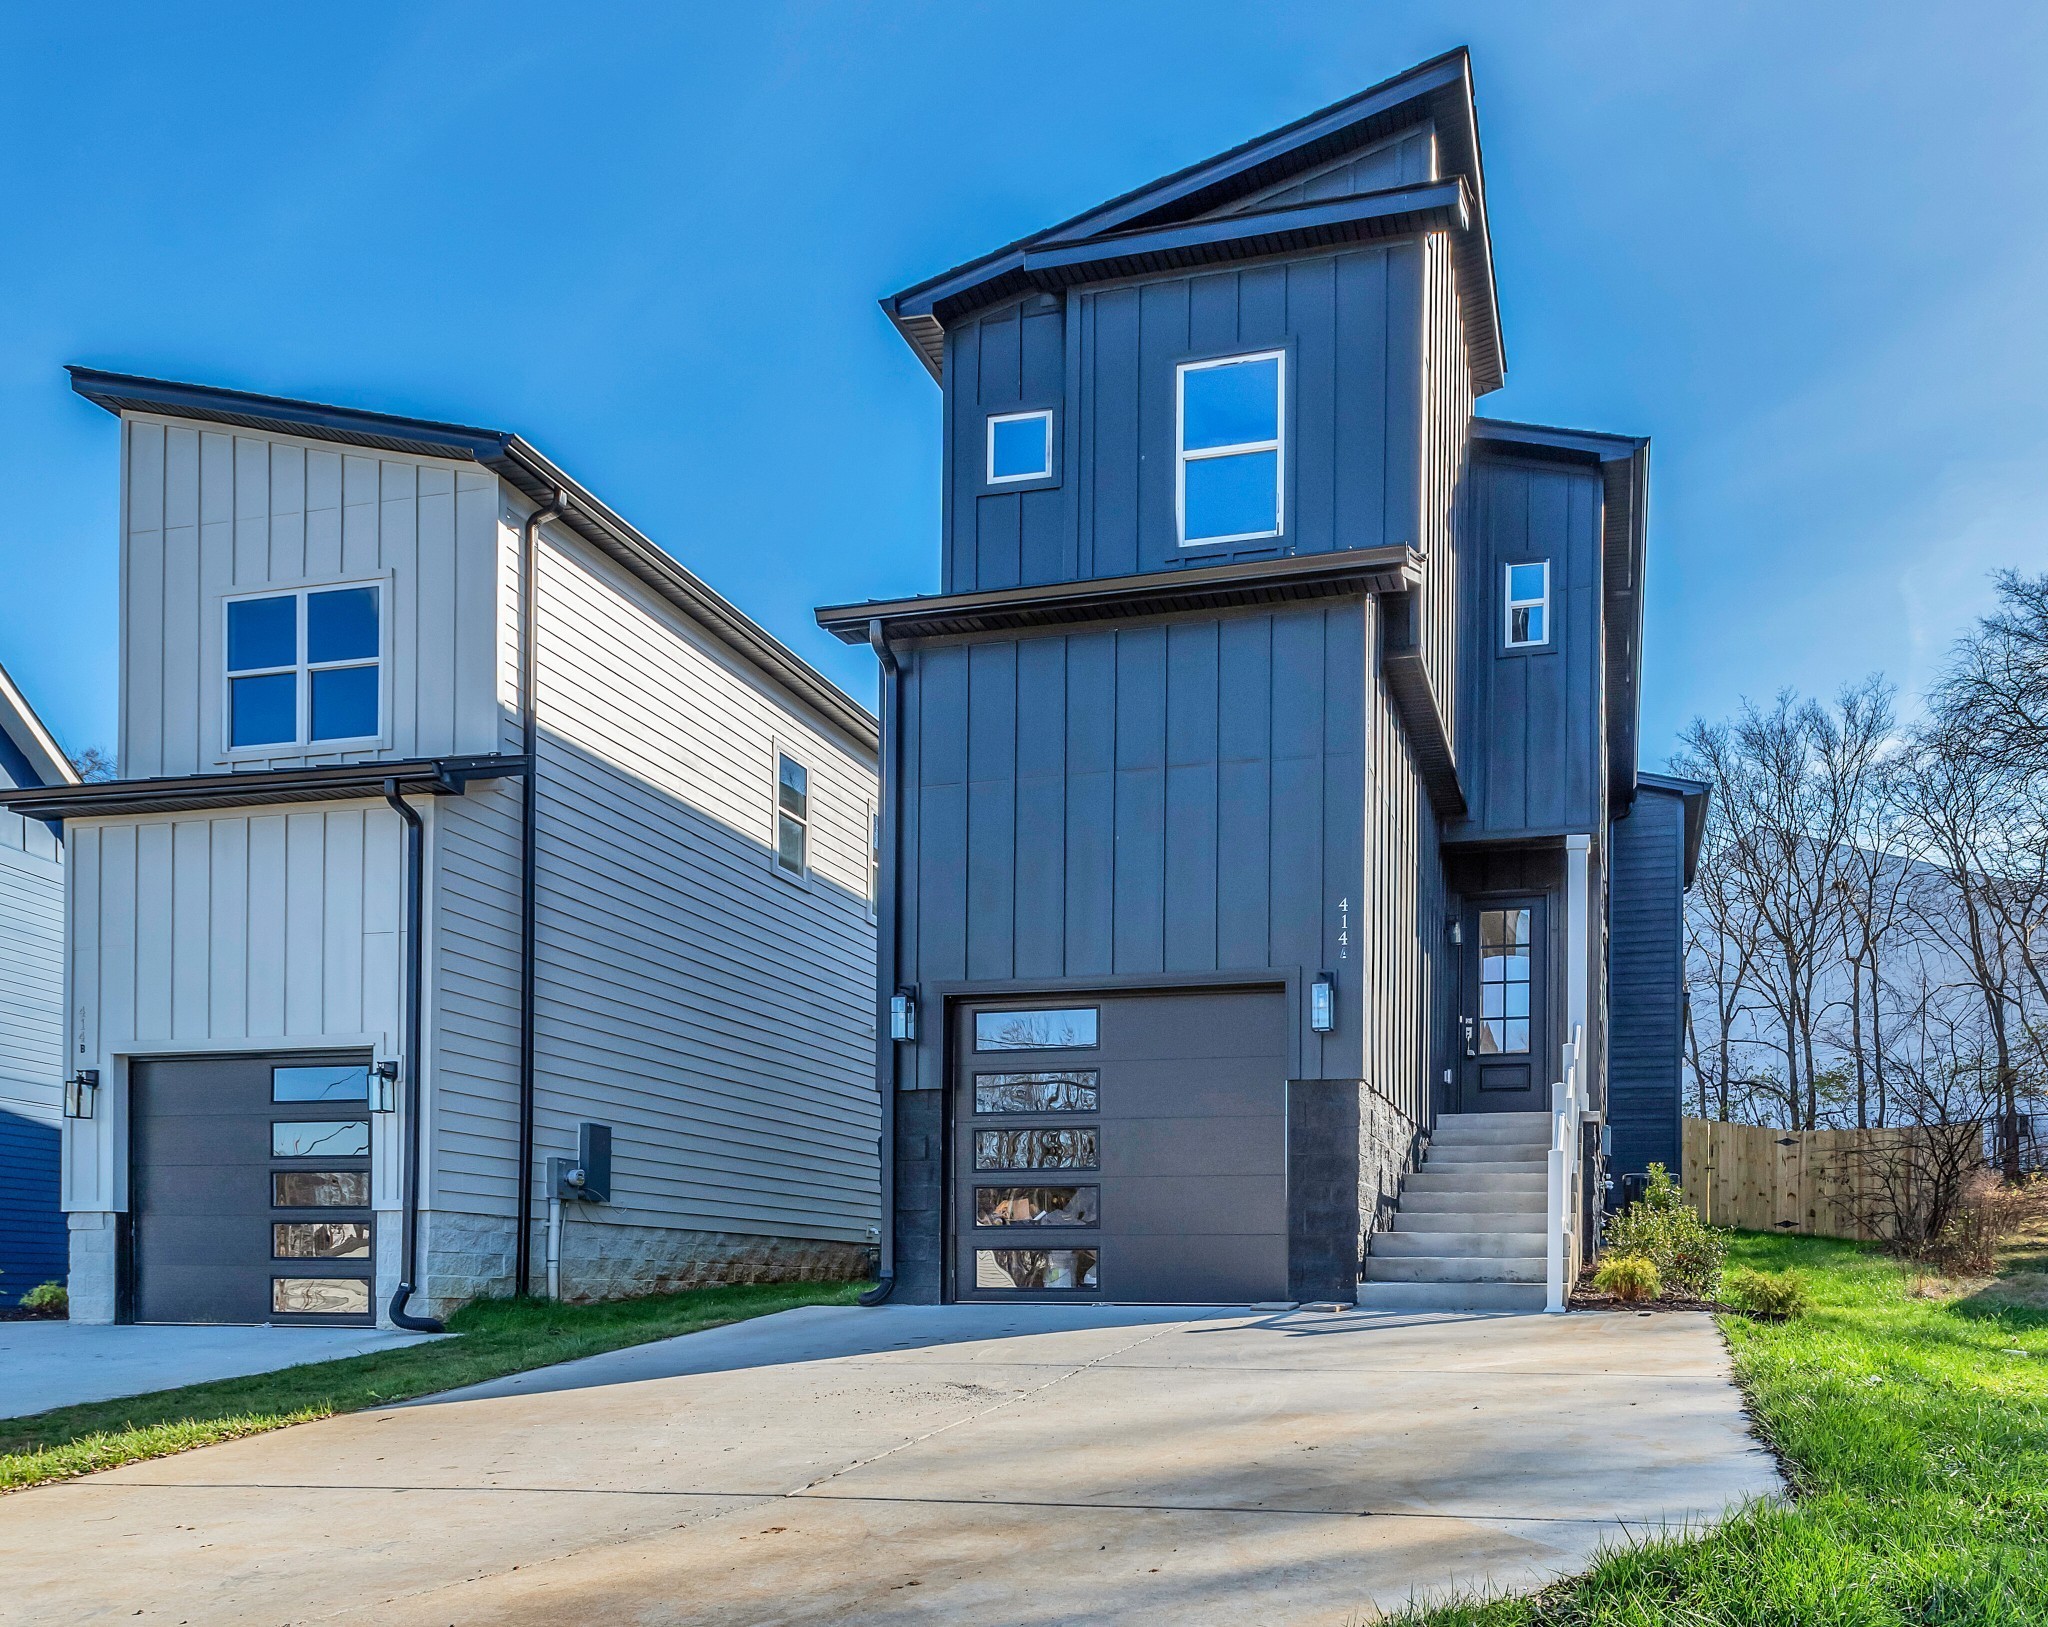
952,988,1288,1303
130,1053,376,1324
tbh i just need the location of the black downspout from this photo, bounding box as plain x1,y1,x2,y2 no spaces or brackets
382,778,444,1333
858,618,900,1307
514,492,566,1298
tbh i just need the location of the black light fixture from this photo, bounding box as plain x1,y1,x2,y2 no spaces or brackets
1309,974,1336,1033
889,990,917,1042
64,1068,100,1120
372,1059,400,1114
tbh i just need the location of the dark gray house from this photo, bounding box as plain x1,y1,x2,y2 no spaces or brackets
820,49,1705,1311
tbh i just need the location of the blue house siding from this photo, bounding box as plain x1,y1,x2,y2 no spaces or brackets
1607,783,1688,1183
0,1109,64,1304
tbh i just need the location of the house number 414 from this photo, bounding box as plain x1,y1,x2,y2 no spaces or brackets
1338,897,1350,961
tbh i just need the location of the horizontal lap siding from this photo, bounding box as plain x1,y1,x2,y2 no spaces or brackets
119,419,500,776
902,604,1369,1084
0,821,63,1123
426,528,879,1238
1608,789,1686,1178
63,805,405,1212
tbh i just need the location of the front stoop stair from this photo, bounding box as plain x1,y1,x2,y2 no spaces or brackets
1358,1111,1550,1312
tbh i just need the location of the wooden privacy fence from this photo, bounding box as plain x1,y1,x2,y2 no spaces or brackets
1680,1118,1976,1241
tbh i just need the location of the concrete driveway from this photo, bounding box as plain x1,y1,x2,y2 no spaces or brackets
0,1322,439,1419
0,1304,1779,1625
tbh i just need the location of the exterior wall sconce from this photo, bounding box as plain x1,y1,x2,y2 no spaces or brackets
1448,918,1462,946
64,1069,100,1120
372,1059,400,1113
889,991,917,1043
1309,974,1336,1033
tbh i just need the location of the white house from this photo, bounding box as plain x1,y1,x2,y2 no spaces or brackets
0,661,77,1304
3,370,880,1328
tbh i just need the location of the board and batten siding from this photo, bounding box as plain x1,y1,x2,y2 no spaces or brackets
59,805,406,1212
117,418,501,777
421,516,880,1242
1417,229,1472,735
1457,454,1606,837
943,244,1426,594
897,602,1370,1087
1607,786,1687,1180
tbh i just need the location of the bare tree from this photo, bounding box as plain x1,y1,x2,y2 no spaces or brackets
70,744,117,783
1832,744,1919,1128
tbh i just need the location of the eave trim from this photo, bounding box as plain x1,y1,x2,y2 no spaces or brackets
1378,592,1466,819
818,548,1420,645
0,754,527,821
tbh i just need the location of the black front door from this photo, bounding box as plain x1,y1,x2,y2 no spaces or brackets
1457,898,1549,1113
130,1053,376,1324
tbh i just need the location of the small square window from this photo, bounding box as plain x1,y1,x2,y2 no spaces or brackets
1506,561,1550,648
987,411,1053,484
223,582,382,753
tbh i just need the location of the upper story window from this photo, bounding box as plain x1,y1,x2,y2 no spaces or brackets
775,752,809,877
1505,561,1550,648
987,410,1053,484
1177,351,1285,546
225,584,382,751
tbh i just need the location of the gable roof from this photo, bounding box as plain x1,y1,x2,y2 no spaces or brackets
67,369,877,757
883,48,1503,394
1638,770,1711,888
0,659,80,791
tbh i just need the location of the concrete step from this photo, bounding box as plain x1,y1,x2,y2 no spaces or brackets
1399,1188,1546,1216
1423,1145,1547,1167
1405,1169,1547,1194
1392,1206,1545,1230
1363,1254,1545,1284
1356,1280,1548,1313
1374,1230,1546,1258
1429,1113,1551,1146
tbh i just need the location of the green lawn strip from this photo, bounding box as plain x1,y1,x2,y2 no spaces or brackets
1,1279,859,1493
1395,1232,2048,1626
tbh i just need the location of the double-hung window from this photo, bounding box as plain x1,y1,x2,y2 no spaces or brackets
775,753,809,877
1505,561,1550,648
1177,351,1285,546
225,584,382,751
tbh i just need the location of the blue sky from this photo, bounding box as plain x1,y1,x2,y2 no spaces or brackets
4,3,2044,768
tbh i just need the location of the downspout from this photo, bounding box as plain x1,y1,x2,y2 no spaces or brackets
858,618,900,1307
382,778,444,1334
514,491,567,1298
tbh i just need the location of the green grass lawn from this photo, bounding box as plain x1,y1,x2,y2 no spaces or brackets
0,1279,859,1494
1398,1231,2048,1626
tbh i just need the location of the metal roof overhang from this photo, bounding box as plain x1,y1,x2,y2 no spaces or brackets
883,48,1503,393
1472,417,1650,812
818,547,1420,645
66,369,879,758
0,754,526,822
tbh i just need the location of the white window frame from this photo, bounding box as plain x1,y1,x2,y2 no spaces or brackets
1176,349,1286,548
772,747,811,882
985,409,1054,485
1504,559,1551,649
220,578,388,758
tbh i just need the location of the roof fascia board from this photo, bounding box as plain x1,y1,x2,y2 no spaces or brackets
1473,417,1648,463
818,546,1419,644
68,370,877,757
0,660,80,787
0,753,525,822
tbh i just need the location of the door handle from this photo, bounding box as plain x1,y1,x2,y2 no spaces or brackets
1461,1015,1476,1057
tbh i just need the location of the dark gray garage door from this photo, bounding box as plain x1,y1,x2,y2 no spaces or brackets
952,988,1288,1303
130,1053,376,1324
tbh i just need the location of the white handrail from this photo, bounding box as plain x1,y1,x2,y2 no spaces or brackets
1545,1024,1585,1314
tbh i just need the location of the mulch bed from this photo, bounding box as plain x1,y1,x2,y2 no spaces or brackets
1569,1268,1756,1316
0,1307,64,1322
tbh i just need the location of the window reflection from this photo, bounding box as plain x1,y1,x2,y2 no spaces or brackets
272,1065,370,1103
272,1120,371,1158
975,1249,1099,1291
272,1277,370,1315
273,1222,371,1259
974,1186,1099,1228
974,1008,1099,1051
974,1071,1098,1114
1479,908,1533,1054
274,1171,370,1207
974,1127,1098,1171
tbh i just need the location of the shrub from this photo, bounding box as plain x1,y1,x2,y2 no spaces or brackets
18,1281,67,1316
1724,1266,1810,1321
1924,1172,2047,1276
1592,1252,1660,1303
1603,1163,1728,1299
